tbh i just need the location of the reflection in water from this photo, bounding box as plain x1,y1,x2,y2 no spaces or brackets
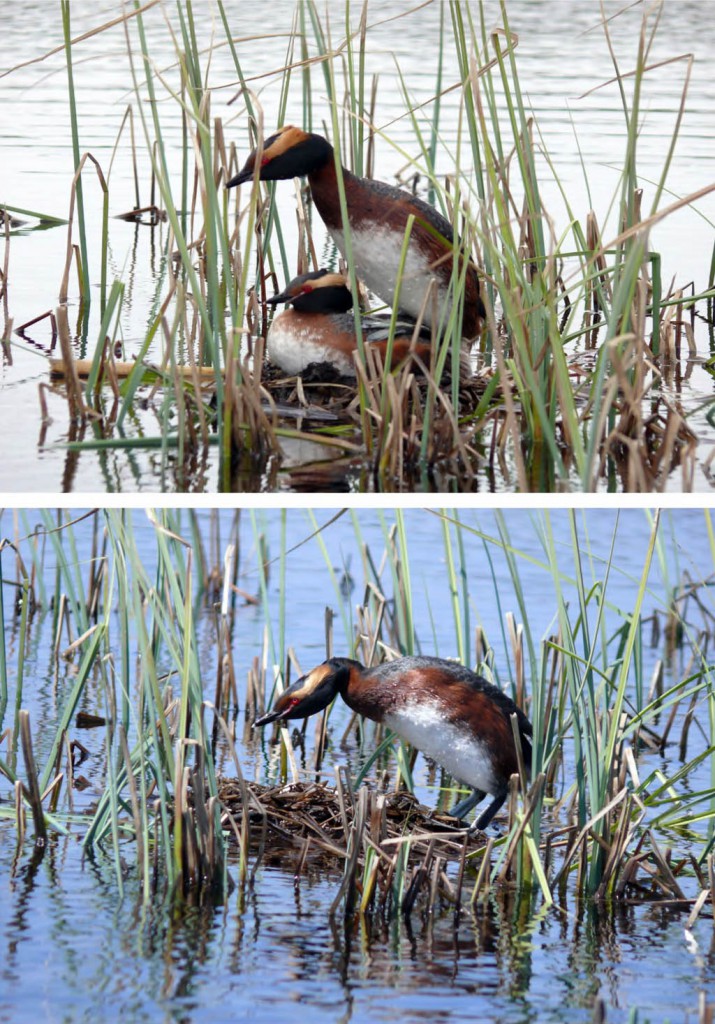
1,827,714,1022
6,842,48,966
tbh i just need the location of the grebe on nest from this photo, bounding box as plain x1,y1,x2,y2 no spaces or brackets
228,126,486,344
254,655,532,830
265,268,434,377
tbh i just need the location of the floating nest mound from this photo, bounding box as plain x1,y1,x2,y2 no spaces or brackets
219,778,487,910
260,361,492,423
259,361,493,491
217,779,710,915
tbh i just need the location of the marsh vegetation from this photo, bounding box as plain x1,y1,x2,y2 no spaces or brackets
1,508,714,1019
2,2,714,491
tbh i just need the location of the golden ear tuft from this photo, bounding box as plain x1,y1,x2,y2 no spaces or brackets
266,125,310,159
312,273,349,291
302,662,333,692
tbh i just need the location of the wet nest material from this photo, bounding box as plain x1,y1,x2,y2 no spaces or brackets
219,778,483,880
260,360,492,423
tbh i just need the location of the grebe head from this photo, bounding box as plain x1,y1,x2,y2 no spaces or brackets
227,126,333,188
253,657,360,727
266,269,353,314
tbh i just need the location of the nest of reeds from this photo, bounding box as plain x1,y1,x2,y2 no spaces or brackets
256,357,496,490
260,359,493,422
220,778,480,862
219,778,486,915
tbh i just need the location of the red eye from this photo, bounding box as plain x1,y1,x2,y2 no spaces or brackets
289,697,300,708
261,155,271,166
301,285,313,294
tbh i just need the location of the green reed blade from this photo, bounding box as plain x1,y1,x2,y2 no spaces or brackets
61,0,90,304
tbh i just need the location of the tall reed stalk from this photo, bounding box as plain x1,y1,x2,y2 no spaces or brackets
61,1,90,309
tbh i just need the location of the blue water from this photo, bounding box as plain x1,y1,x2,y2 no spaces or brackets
1,507,714,1022
1,835,710,1024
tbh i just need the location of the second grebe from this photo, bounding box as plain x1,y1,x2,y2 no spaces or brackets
254,655,532,830
227,126,486,342
265,268,434,377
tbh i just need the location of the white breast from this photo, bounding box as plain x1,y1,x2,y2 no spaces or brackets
384,701,498,796
267,315,356,377
331,226,450,329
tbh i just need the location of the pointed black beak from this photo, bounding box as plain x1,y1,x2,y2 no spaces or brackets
226,167,252,189
265,286,293,306
253,706,284,728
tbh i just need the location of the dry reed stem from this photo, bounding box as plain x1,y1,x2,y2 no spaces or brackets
16,309,58,337
14,781,26,848
553,787,629,890
60,153,107,304
500,772,547,884
19,710,46,843
470,836,495,905
49,359,220,383
55,304,85,420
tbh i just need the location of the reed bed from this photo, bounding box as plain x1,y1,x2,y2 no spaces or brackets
1,508,714,923
4,2,713,491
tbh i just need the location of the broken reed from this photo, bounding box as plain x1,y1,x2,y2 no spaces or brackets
2,509,715,916
12,1,710,491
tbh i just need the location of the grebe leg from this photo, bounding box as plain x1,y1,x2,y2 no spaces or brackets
468,786,508,832
450,788,485,820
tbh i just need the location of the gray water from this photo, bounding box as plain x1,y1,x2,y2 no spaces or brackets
1,507,715,1022
1,1,714,491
